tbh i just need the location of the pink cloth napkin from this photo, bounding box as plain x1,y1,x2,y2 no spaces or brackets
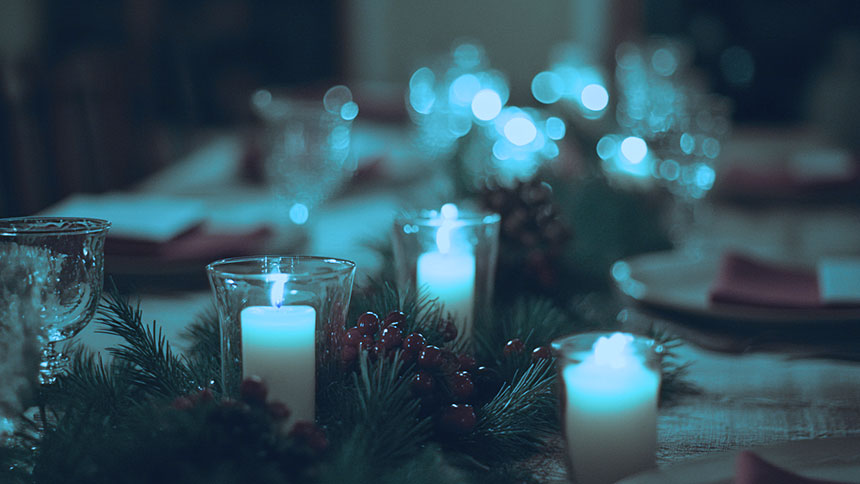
718,151,860,199
734,451,850,484
709,253,821,308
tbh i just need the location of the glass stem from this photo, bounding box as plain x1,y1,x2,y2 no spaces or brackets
39,341,67,385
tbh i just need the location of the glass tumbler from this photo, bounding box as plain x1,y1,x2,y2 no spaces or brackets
207,256,355,424
551,332,662,484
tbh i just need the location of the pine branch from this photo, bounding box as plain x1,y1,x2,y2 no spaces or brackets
95,292,197,399
351,352,431,457
461,359,557,464
44,346,139,422
347,279,446,344
182,306,222,392
475,298,570,380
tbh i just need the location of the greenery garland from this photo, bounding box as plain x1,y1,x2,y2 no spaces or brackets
1,148,695,482
0,277,695,484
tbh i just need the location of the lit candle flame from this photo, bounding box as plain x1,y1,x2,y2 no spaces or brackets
269,272,289,307
593,332,635,368
435,203,459,254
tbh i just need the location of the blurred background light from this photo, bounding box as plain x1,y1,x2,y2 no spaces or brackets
504,116,537,146
531,71,564,104
471,88,503,121
580,83,609,111
620,136,648,164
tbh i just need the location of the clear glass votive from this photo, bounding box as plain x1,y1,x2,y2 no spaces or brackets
207,256,355,424
391,205,500,343
551,332,662,484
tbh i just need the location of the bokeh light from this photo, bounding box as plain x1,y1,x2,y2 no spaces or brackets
531,71,564,104
471,89,503,121
620,136,648,164
545,116,566,140
450,74,481,106
580,83,609,111
504,116,537,146
289,203,309,225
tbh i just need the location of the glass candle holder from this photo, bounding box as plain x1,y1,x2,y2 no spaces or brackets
391,204,500,344
207,256,355,425
551,332,662,484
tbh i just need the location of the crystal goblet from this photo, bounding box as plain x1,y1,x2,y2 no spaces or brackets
0,217,110,384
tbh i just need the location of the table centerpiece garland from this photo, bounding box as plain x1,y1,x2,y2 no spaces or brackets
0,274,695,484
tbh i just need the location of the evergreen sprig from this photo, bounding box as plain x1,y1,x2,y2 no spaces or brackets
96,292,199,399
461,359,557,463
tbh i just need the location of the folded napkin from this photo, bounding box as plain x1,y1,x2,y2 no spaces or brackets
44,192,272,263
106,225,272,262
709,253,860,308
734,451,850,484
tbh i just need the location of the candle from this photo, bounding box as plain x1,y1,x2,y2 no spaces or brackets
415,203,476,340
561,333,660,484
417,251,476,335
241,305,316,424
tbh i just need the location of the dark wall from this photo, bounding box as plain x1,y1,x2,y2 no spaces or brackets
0,0,340,217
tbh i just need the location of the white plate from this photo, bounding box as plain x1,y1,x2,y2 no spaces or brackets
611,251,860,324
618,437,860,483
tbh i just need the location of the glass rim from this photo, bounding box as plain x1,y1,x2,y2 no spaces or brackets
206,255,356,280
551,331,661,360
0,217,111,236
394,209,501,227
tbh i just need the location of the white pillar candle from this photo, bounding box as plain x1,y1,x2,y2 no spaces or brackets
241,305,316,424
562,333,660,484
415,203,477,340
417,250,476,337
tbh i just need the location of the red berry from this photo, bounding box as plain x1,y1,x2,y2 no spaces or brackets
357,312,380,335
440,349,461,374
341,344,359,363
240,376,268,404
503,338,525,357
357,334,375,351
171,396,194,411
384,310,406,326
410,371,435,395
402,332,426,352
439,403,476,434
531,345,552,361
344,327,363,347
418,345,443,369
289,421,328,452
190,388,214,405
379,326,403,349
267,401,291,421
450,371,474,401
458,354,477,371
439,319,458,342
399,349,417,365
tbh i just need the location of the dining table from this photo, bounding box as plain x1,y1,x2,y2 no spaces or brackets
60,120,860,483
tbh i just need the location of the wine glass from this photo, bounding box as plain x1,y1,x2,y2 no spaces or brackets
0,217,110,384
251,86,358,226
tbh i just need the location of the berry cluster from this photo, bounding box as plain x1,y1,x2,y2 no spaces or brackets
170,377,328,452
339,310,488,435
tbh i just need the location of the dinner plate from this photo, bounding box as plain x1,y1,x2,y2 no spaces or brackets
618,437,860,483
611,250,860,325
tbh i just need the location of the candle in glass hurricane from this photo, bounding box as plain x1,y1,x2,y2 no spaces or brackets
207,255,356,425
416,204,476,338
552,332,661,484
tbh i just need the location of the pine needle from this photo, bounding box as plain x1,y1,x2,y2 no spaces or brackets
461,359,557,464
95,292,197,399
